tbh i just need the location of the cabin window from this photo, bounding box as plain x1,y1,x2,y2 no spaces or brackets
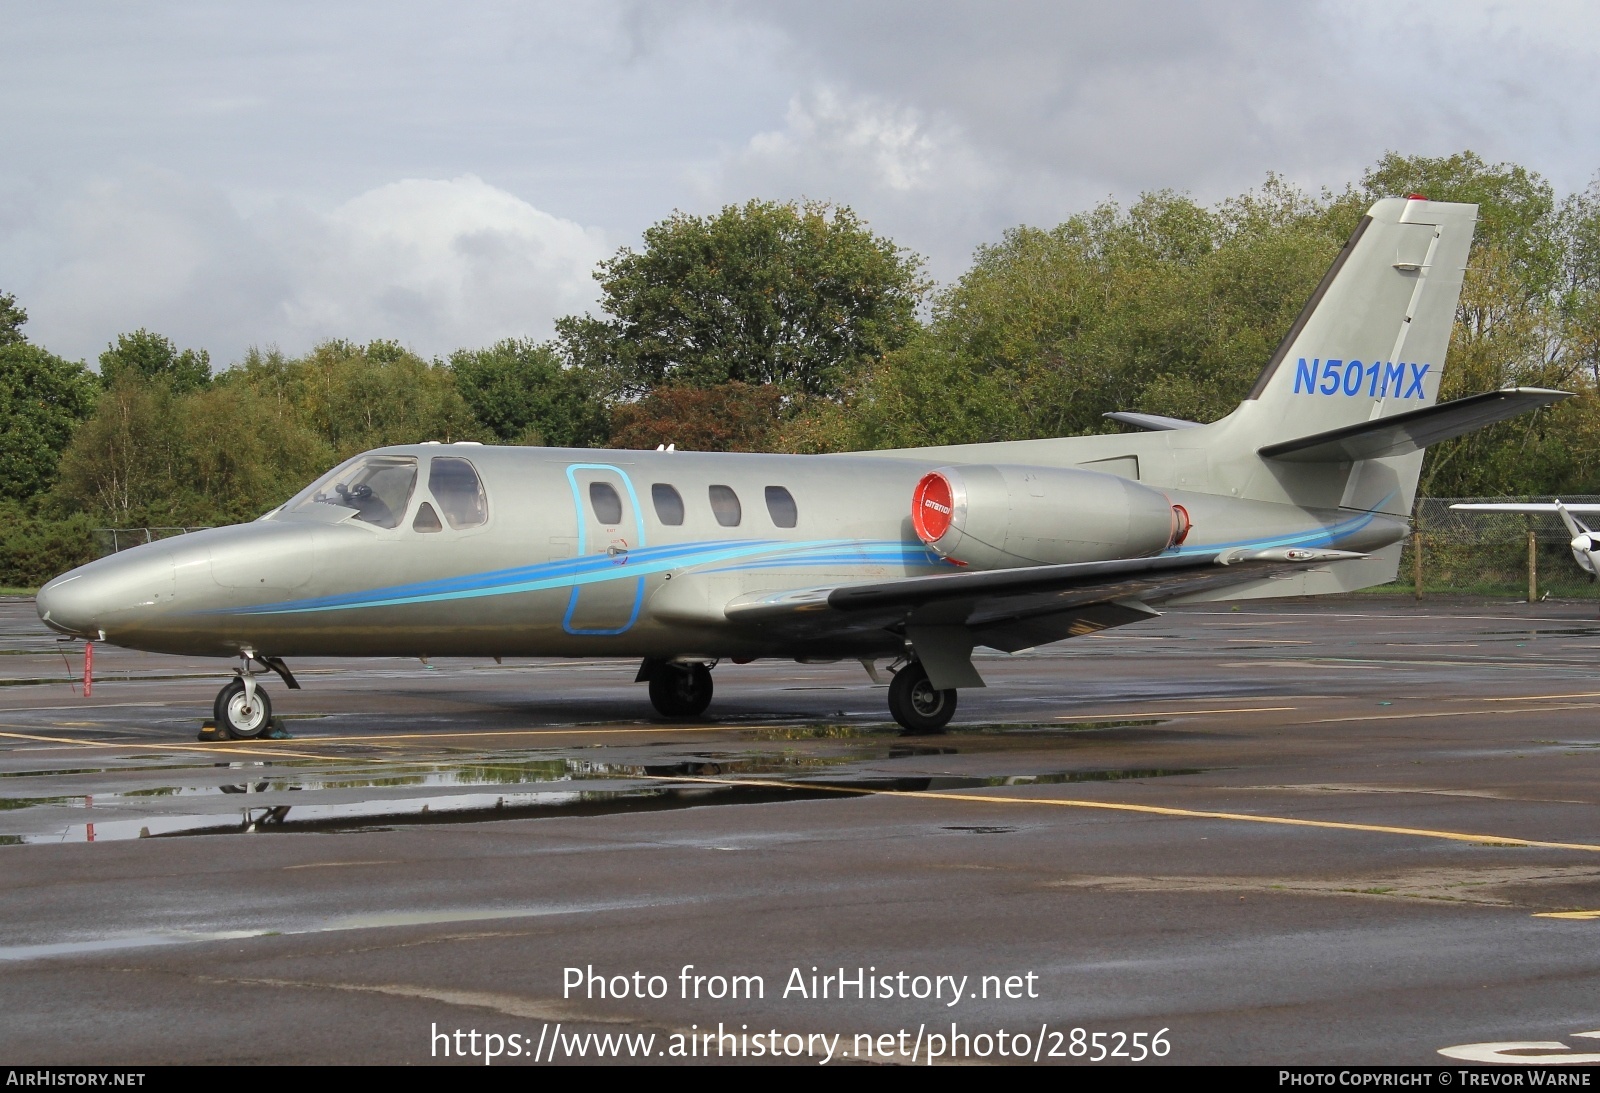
412,502,443,533
590,481,623,526
652,483,684,526
294,455,417,529
709,485,741,527
764,486,798,528
429,456,488,529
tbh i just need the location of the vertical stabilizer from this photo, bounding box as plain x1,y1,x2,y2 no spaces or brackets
1216,197,1476,516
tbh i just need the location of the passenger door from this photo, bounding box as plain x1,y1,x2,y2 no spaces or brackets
564,463,645,635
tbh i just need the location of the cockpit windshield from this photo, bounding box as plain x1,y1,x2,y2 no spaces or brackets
290,455,418,529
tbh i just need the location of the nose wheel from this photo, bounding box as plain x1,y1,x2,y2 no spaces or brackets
888,660,957,734
647,662,714,718
215,676,273,739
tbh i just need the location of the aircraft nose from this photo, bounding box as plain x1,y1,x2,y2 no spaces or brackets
37,547,177,640
37,573,99,638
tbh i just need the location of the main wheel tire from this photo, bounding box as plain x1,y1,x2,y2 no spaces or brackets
648,663,713,718
214,678,273,740
888,661,957,734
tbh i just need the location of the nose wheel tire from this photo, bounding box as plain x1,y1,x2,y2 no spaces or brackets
648,663,713,719
215,678,273,739
888,661,957,734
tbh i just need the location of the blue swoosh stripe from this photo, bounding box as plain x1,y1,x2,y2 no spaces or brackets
1168,508,1378,555
231,538,912,615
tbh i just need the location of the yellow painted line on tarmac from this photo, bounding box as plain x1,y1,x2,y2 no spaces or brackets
247,724,769,745
639,773,1600,854
1310,704,1600,724
0,729,362,764
1533,910,1600,920
1057,707,1297,720
1480,691,1600,702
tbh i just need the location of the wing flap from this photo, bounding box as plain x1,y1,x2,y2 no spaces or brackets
722,547,1365,646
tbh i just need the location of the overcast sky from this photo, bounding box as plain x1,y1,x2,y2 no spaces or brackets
3,0,1598,366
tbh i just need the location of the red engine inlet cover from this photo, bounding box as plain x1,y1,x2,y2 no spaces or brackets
912,472,954,543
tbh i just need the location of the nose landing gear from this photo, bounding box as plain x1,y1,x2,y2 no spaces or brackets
212,654,299,739
215,673,273,739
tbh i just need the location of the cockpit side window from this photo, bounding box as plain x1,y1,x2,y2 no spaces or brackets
429,456,488,529
413,502,443,533
292,455,418,529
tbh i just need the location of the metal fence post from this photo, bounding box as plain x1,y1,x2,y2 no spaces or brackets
1412,531,1423,602
1528,530,1538,604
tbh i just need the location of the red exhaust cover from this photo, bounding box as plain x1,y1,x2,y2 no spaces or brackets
912,472,954,543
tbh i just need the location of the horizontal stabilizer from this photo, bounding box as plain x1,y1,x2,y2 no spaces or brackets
1103,411,1202,432
1258,387,1569,463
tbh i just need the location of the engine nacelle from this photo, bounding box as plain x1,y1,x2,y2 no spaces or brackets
911,464,1187,569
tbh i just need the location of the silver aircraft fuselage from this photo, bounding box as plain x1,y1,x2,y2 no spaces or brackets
36,438,1404,662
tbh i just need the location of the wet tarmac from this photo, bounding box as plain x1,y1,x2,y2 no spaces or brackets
3,595,1600,1064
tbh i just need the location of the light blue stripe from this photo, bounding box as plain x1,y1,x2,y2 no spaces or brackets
562,463,647,636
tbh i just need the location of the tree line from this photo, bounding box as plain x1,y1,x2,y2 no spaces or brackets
2,151,1597,587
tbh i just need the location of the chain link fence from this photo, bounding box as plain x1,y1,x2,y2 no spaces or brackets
1376,497,1600,601
92,527,211,557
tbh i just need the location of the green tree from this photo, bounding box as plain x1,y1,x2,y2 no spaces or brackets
53,373,188,525
0,292,28,347
805,178,1361,451
53,340,490,527
0,295,99,500
559,199,927,400
99,329,212,393
606,382,784,452
237,339,486,458
449,339,607,447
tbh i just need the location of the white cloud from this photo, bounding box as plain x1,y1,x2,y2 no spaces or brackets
10,173,608,365
4,1,1599,358
706,89,1004,283
740,90,946,194
275,176,608,353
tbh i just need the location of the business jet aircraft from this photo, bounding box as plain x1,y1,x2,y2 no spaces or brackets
1449,501,1600,578
37,198,1567,736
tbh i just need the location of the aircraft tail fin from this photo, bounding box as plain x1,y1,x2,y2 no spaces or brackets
1213,196,1478,516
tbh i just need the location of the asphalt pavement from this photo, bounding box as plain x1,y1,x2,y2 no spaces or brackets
2,595,1599,1065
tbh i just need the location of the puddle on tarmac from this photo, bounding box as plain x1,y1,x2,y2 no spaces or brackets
0,738,1211,844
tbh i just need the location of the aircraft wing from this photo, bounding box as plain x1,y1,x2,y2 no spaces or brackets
1449,503,1600,514
723,547,1364,674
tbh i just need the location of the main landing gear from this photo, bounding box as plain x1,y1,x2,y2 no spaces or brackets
887,659,957,734
638,656,957,731
213,654,300,739
641,660,714,719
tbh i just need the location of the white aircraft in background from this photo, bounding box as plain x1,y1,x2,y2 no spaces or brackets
1450,501,1600,579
